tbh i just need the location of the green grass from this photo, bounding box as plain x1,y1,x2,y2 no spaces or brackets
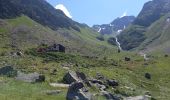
7,15,35,27
0,77,67,100
0,50,170,99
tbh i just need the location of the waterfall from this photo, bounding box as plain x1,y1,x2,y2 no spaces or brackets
115,37,122,50
98,28,101,32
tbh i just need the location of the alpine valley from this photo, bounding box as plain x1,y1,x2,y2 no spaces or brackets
0,0,170,100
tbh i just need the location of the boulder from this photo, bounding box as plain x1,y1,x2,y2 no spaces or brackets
125,57,131,61
107,79,119,87
63,71,87,84
63,71,79,84
16,72,45,83
145,73,151,79
66,82,91,100
0,66,17,77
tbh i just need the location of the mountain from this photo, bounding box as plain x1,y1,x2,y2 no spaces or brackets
92,16,135,34
0,0,116,56
118,0,170,52
0,0,80,30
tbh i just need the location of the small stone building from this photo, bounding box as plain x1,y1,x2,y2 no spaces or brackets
47,44,65,53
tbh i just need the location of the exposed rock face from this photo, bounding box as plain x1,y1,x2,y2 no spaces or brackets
16,72,45,83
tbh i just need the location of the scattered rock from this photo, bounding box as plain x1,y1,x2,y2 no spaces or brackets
89,79,103,85
10,51,23,57
107,79,119,87
145,91,151,96
45,90,62,95
125,57,131,61
96,83,107,91
143,63,149,66
101,91,120,100
85,80,92,87
16,72,45,83
145,73,151,79
16,51,23,56
96,72,105,80
61,63,74,68
62,67,70,70
0,66,17,77
165,54,168,57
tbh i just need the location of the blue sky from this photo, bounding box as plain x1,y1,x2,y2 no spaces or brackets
47,0,151,26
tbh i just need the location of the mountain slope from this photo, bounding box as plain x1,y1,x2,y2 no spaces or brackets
0,0,118,56
118,0,170,52
138,13,170,53
0,0,78,30
0,15,116,56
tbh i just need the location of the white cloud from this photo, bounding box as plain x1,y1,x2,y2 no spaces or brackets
55,4,72,18
120,11,127,18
